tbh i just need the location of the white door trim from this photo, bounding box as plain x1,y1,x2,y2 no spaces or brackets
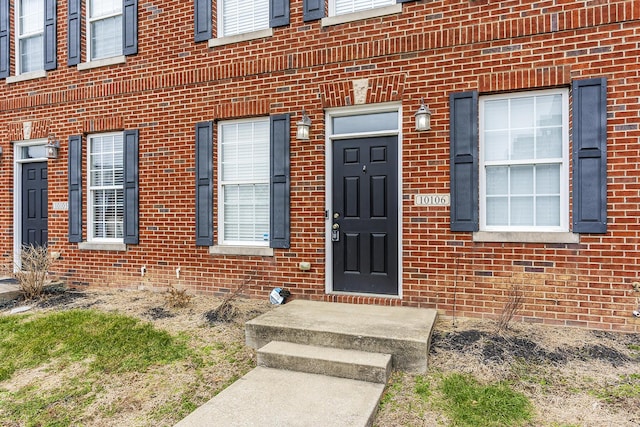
324,102,403,298
13,139,48,271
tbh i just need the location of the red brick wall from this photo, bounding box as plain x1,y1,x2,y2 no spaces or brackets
1,0,639,331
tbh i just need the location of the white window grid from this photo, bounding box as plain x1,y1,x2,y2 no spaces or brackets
217,118,270,246
87,0,123,60
16,0,44,74
88,133,124,242
479,88,570,232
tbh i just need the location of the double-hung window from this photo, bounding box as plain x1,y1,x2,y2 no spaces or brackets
88,133,124,242
479,90,569,232
218,118,270,246
16,0,44,74
330,0,395,16
88,0,123,60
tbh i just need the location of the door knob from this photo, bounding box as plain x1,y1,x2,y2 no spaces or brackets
332,223,340,230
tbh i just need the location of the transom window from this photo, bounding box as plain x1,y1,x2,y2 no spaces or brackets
16,0,44,73
330,0,395,16
219,0,269,37
88,133,124,241
218,118,270,245
479,89,569,231
88,0,123,60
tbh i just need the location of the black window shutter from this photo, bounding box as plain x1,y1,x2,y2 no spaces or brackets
572,78,607,233
0,0,9,78
43,0,57,70
67,0,81,65
123,0,138,56
270,114,290,249
194,0,212,42
68,135,83,243
195,121,213,246
450,91,479,232
303,0,324,21
269,0,289,28
123,130,139,244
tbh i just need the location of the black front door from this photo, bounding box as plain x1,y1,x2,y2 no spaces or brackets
22,162,48,247
332,136,398,295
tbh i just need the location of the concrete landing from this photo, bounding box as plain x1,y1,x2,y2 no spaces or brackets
174,367,385,427
0,278,20,303
246,300,438,372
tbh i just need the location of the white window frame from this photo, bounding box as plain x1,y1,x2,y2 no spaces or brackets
15,0,44,75
87,0,123,61
217,117,270,247
87,132,124,243
329,0,396,17
217,0,269,39
479,88,570,233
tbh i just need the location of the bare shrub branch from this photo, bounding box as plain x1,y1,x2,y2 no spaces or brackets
497,284,524,332
5,244,54,300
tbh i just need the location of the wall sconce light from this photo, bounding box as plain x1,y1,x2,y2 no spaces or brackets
46,136,60,159
296,110,311,141
415,98,432,131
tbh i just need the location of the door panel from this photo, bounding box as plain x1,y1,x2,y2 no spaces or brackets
332,136,398,295
22,162,48,247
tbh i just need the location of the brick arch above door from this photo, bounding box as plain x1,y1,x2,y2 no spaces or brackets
320,74,406,108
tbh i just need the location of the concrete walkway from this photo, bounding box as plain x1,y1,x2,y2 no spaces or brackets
176,300,437,427
0,277,20,303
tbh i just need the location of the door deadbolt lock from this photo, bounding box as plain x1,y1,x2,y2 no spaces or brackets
333,212,340,219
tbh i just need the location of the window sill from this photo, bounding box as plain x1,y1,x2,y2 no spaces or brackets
208,28,274,48
209,245,274,257
78,242,127,251
6,70,47,84
77,55,126,71
321,4,402,27
473,231,579,244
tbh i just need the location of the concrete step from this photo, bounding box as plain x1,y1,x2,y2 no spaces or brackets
246,300,438,373
257,341,391,383
174,366,385,427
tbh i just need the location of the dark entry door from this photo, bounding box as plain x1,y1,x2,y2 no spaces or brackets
332,136,398,295
22,162,48,247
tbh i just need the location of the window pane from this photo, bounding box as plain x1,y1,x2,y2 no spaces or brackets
222,0,269,37
484,131,509,161
19,36,43,73
484,100,508,131
536,196,560,226
486,197,508,226
510,97,534,129
511,166,533,195
90,0,122,18
511,197,534,226
536,127,562,159
511,130,534,160
536,94,563,127
335,0,394,16
223,184,269,242
332,112,398,134
536,164,560,194
221,121,269,182
19,0,43,34
91,16,123,60
486,166,508,195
